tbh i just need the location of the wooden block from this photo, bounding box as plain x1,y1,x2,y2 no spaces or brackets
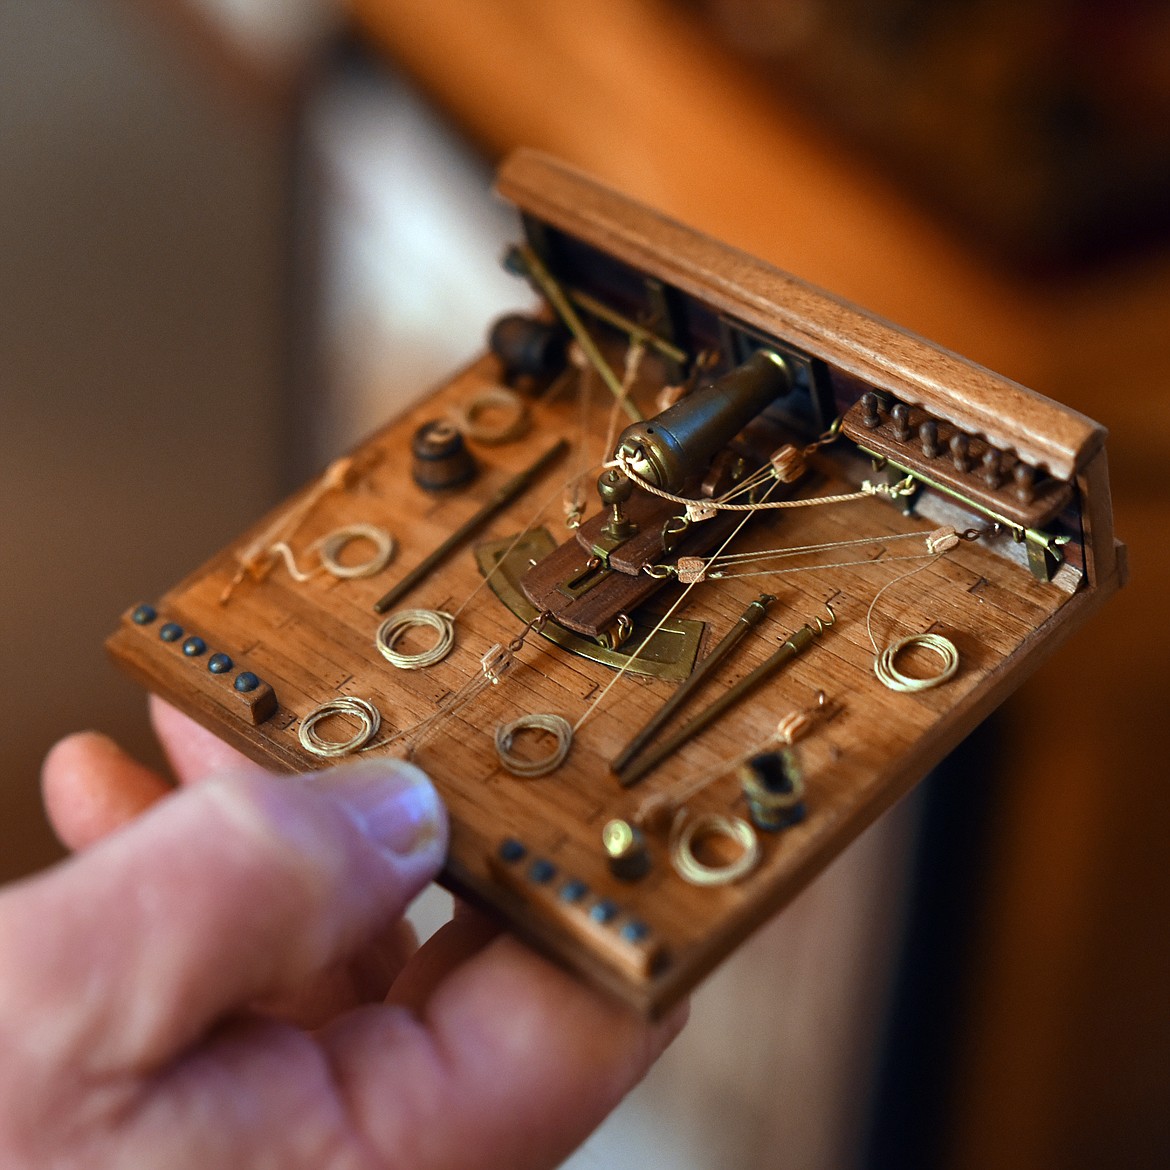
489,839,668,982
109,605,277,725
840,395,1073,529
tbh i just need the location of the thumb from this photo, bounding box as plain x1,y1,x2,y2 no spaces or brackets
0,754,446,1079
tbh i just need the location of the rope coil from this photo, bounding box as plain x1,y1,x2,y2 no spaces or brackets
495,713,573,777
449,387,529,445
669,811,760,886
219,451,379,603
862,545,965,693
243,523,394,587
375,609,456,670
298,696,382,757
873,632,960,692
319,524,396,579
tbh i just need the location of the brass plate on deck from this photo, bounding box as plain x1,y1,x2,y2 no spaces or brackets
475,529,705,681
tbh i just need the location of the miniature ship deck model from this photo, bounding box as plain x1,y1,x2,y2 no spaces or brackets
108,151,1124,1015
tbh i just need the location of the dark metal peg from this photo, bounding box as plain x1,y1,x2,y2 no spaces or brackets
410,420,477,491
739,750,806,833
488,313,567,382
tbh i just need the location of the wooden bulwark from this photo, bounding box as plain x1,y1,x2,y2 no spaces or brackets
497,150,1105,481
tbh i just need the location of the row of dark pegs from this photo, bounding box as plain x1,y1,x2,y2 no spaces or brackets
859,391,1037,504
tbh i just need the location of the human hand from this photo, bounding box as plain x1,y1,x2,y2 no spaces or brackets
0,698,686,1169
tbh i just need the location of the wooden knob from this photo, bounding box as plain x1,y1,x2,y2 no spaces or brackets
891,403,912,441
1013,461,1036,503
950,432,970,472
919,419,940,458
981,447,1002,488
860,392,881,429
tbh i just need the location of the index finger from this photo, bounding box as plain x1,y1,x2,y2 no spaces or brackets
322,934,689,1170
150,696,254,785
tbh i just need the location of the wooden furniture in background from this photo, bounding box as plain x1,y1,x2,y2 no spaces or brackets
348,2,1170,1166
0,0,306,882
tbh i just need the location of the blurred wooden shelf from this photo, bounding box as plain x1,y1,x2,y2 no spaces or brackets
348,3,1170,1168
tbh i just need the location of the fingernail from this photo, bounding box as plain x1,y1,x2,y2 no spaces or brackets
325,761,445,858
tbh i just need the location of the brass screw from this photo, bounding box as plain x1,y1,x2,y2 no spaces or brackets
603,818,651,881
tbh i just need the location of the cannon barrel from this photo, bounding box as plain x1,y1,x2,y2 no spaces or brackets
614,350,791,493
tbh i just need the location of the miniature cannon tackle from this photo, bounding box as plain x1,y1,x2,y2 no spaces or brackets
106,150,1122,1016
519,349,806,645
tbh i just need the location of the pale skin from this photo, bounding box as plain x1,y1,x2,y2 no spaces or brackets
0,697,686,1168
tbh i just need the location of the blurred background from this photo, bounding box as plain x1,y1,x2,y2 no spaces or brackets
1,1,1167,1166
